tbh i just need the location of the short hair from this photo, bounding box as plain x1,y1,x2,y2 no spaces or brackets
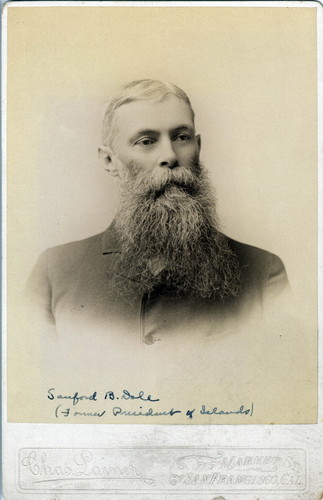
102,79,195,148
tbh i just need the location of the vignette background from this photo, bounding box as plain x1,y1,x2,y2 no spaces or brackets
6,5,317,422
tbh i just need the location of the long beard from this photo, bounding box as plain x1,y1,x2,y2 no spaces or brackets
113,160,241,300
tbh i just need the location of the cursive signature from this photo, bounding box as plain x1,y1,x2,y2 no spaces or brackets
121,390,159,402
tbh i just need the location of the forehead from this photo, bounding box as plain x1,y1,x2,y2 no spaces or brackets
113,96,195,140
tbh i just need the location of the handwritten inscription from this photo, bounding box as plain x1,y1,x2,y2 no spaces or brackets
47,388,159,405
121,390,160,402
47,388,254,421
19,448,307,492
200,404,254,416
112,407,181,417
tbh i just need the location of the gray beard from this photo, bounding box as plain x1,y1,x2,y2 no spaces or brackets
113,160,241,300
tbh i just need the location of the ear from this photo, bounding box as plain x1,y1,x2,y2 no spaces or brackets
196,134,201,152
98,145,120,178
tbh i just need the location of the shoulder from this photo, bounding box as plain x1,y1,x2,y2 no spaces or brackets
47,232,104,256
227,237,282,268
45,232,103,260
30,231,105,283
225,235,289,295
26,232,107,317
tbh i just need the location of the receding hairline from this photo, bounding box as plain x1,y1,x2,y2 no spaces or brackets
101,79,195,147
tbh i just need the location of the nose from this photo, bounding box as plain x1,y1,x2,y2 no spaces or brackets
158,138,178,168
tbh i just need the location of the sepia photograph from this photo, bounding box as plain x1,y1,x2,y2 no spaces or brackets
5,2,318,426
3,2,323,500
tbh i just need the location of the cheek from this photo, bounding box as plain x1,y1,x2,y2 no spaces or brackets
117,162,130,181
179,146,199,165
123,149,154,169
131,156,155,174
123,160,153,182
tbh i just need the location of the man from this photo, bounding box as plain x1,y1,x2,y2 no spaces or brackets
27,79,289,345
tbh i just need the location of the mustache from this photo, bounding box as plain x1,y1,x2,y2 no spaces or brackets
125,160,202,197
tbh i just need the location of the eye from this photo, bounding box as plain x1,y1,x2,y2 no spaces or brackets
175,134,191,142
135,138,155,147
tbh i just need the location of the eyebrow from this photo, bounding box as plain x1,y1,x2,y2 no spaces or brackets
171,125,195,134
129,125,195,143
129,129,159,143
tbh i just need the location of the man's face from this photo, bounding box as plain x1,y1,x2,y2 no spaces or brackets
111,96,201,179
111,95,241,300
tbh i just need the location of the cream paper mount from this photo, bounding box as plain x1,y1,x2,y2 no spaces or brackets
2,1,322,499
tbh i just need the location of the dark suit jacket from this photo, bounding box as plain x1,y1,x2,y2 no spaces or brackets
27,223,289,344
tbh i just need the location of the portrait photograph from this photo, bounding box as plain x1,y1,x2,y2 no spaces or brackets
3,2,323,500
4,2,318,427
